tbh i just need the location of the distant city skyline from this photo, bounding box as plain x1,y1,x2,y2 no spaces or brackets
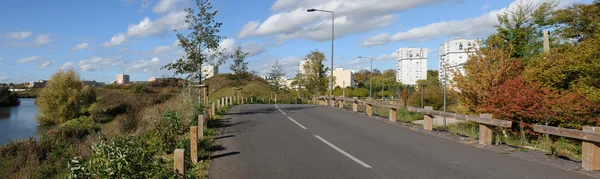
0,0,589,84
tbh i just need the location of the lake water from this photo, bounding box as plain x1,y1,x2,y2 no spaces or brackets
0,98,41,145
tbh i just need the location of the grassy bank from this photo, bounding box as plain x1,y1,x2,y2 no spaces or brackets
0,85,222,178
14,89,40,98
432,122,582,160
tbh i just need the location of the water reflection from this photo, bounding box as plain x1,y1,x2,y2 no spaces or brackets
0,98,41,145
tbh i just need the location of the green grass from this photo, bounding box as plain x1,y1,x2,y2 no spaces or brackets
14,89,40,98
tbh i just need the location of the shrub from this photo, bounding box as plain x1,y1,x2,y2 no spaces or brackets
155,110,186,152
131,84,148,94
49,116,99,140
36,70,97,125
69,136,171,178
0,138,39,178
396,107,422,122
0,86,20,106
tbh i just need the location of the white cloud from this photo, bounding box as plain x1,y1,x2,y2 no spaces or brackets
78,56,125,71
103,33,127,47
153,40,179,54
33,34,51,45
271,0,299,11
116,47,130,52
3,31,32,39
37,59,53,69
152,0,185,13
480,4,490,10
277,15,395,42
71,42,89,51
17,56,40,63
363,0,581,46
127,11,187,37
60,62,75,70
251,56,304,76
239,0,446,41
125,57,160,72
241,41,267,57
238,21,260,39
205,38,267,57
141,0,152,8
362,33,390,46
153,45,172,54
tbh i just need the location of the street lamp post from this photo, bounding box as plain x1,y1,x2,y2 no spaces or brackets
442,63,462,128
357,56,373,99
307,8,334,106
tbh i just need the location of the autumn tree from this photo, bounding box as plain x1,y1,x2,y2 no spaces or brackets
454,36,523,113
525,2,600,102
36,70,96,125
482,77,600,136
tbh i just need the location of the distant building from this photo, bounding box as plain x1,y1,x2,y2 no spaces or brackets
148,77,157,82
396,48,428,85
28,79,48,88
439,38,480,85
82,80,106,87
298,60,308,75
116,74,130,84
201,65,217,79
331,68,354,88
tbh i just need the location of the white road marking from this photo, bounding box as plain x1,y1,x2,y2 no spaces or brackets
314,135,372,168
287,117,307,130
278,109,287,115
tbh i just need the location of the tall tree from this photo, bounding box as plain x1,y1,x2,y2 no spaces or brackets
298,50,328,95
490,1,555,60
162,0,223,85
229,46,250,85
550,1,600,43
454,36,524,113
268,61,286,93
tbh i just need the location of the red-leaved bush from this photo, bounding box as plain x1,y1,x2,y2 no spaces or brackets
482,77,600,136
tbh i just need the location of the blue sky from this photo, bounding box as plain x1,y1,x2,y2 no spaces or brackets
0,0,587,83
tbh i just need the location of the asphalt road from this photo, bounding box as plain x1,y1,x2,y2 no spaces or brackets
209,104,591,179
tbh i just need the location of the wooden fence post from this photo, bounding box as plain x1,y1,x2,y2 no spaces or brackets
198,115,204,140
211,102,216,117
389,108,397,122
190,126,198,164
338,100,343,108
174,149,185,178
423,106,433,131
479,114,493,145
367,104,373,116
583,126,600,170
352,101,358,112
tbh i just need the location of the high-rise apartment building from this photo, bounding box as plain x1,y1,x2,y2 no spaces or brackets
439,38,480,85
116,74,130,84
298,60,308,75
396,48,427,85
331,68,354,88
201,65,216,79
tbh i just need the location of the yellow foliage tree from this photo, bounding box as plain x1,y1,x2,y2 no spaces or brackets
36,70,96,125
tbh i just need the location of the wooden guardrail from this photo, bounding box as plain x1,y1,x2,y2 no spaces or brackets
317,96,512,146
534,125,600,170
